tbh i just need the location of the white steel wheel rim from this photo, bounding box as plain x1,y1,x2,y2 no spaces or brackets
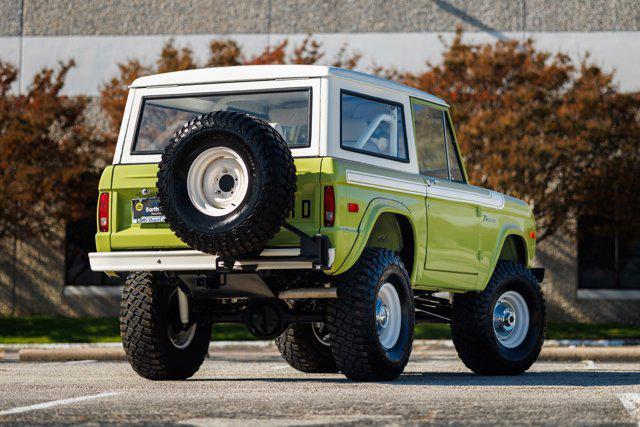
493,290,530,349
186,147,249,217
376,283,402,350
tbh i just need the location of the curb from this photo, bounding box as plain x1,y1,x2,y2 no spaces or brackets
0,342,123,350
19,348,126,362
3,338,638,352
6,341,640,363
544,339,640,347
539,346,640,362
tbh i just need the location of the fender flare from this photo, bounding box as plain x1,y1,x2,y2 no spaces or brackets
477,223,530,290
330,198,418,278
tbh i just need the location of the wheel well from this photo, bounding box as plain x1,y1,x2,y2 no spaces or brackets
499,235,527,265
365,213,415,274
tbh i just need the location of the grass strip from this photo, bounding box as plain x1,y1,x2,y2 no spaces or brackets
1,316,638,344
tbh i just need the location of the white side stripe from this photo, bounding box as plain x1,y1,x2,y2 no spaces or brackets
428,185,505,209
0,392,119,416
346,170,426,196
345,169,505,209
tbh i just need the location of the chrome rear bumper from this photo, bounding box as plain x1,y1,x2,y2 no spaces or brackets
89,248,335,272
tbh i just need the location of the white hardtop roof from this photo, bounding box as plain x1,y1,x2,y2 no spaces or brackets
131,65,448,107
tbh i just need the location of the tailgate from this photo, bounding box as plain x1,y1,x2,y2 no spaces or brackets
107,158,323,250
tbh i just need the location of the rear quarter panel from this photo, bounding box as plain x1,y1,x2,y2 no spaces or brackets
320,157,427,282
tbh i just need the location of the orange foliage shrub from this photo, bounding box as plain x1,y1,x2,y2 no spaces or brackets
0,61,107,239
395,31,640,240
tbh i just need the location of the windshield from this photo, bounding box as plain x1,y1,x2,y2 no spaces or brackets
133,89,311,153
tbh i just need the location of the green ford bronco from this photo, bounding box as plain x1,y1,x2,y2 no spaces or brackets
90,65,545,382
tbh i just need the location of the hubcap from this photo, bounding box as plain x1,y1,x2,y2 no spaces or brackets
186,147,249,217
375,283,402,350
376,302,390,328
493,290,530,348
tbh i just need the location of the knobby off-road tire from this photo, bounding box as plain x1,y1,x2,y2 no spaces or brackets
120,272,212,380
276,321,338,373
327,248,415,381
451,260,546,375
157,111,296,258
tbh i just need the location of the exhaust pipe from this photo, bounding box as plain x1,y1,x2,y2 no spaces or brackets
278,287,338,299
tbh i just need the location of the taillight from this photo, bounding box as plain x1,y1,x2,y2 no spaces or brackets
98,192,110,232
324,186,335,227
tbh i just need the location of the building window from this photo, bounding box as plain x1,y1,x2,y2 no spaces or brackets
65,218,120,287
577,214,640,290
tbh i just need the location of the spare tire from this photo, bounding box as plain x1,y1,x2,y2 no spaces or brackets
157,111,296,258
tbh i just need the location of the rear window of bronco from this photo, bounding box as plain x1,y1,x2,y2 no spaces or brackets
132,89,311,154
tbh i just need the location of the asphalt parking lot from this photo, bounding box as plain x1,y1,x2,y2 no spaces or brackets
1,346,639,426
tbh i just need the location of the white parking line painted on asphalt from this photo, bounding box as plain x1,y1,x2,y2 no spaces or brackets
0,392,119,416
583,360,596,369
65,360,97,365
618,393,640,426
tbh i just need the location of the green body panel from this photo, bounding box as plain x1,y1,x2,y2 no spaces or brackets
424,182,480,274
94,155,536,292
103,159,323,250
94,98,537,293
318,157,427,280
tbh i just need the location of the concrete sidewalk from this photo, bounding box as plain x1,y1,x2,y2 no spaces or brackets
2,340,640,363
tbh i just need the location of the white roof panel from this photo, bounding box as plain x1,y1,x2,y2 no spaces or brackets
131,65,448,107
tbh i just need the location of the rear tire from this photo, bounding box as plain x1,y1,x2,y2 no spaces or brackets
327,248,414,381
120,272,212,380
451,260,546,375
276,322,338,373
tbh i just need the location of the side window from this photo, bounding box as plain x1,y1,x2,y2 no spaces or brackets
340,92,408,161
411,103,448,179
445,119,465,183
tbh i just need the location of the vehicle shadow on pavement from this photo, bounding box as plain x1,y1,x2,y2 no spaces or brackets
398,371,640,387
188,377,349,383
188,371,640,386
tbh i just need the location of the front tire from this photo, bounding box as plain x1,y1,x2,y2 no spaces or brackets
327,248,415,381
451,260,546,375
120,272,212,380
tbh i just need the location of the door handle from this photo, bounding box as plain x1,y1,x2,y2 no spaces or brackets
426,179,439,187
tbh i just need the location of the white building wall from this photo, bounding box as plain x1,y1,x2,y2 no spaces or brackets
2,31,640,95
